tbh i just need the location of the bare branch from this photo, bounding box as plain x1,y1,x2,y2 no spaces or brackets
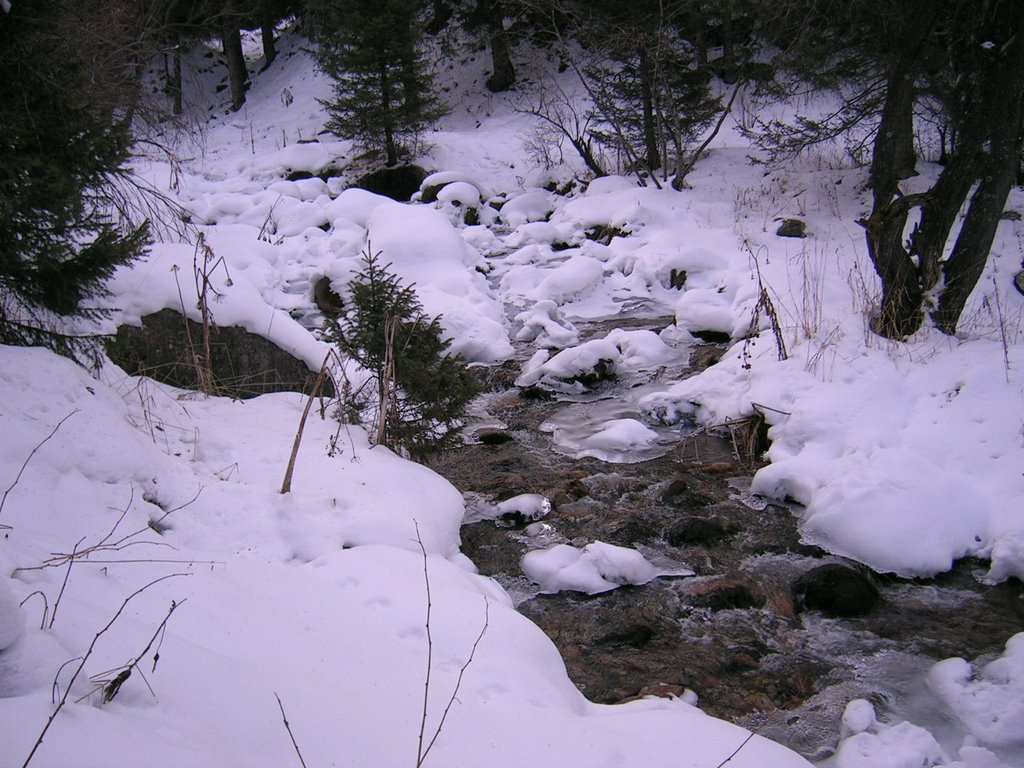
1,410,79,519
275,693,310,768
22,574,188,768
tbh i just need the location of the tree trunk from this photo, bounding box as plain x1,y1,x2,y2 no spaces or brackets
862,0,939,337
167,36,183,116
260,16,276,70
482,0,515,92
222,24,247,112
932,22,1024,333
638,47,660,172
380,65,397,166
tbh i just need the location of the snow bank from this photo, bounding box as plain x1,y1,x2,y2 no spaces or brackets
0,345,811,768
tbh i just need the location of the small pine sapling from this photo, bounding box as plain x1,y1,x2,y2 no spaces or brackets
326,248,479,459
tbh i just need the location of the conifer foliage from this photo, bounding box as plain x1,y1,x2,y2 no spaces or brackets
0,0,149,355
306,0,448,166
327,248,479,459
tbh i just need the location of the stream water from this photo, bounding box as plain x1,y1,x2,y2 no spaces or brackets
430,312,1024,763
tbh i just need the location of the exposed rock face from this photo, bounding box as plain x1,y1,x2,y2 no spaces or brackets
106,308,327,399
354,165,428,201
776,218,808,238
792,563,880,617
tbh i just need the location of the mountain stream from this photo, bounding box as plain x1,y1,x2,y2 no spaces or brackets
430,313,1024,763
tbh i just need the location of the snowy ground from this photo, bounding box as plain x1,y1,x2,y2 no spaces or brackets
2,24,1023,768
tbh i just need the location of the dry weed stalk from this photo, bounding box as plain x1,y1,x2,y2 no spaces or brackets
0,410,79,521
740,243,788,370
414,521,489,768
280,350,350,494
22,574,187,768
81,597,184,705
13,487,215,618
275,693,309,768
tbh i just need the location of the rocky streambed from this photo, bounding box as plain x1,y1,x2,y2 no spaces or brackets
430,325,1024,762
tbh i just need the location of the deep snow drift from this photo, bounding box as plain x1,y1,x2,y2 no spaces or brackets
2,23,1023,768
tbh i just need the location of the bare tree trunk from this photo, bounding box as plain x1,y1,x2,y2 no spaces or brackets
861,0,937,337
638,47,660,172
932,26,1024,333
260,15,277,70
169,36,182,115
380,65,398,166
222,24,246,112
482,0,515,92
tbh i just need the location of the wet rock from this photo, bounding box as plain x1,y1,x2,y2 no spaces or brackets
691,329,733,344
571,357,616,388
690,344,726,370
776,218,807,238
686,578,765,611
658,479,716,508
519,385,554,401
476,428,514,445
665,516,737,546
595,624,655,648
608,517,661,545
792,563,880,617
581,473,646,500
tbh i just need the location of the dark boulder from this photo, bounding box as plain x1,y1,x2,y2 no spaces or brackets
476,428,514,446
776,218,808,238
792,563,880,617
312,275,343,318
106,308,328,399
354,165,428,202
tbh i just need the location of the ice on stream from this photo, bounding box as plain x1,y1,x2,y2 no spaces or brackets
540,396,692,463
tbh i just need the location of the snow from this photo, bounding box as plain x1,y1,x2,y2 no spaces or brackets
927,633,1024,750
521,541,662,594
3,18,1024,768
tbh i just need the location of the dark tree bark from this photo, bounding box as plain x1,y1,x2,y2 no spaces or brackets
380,65,398,166
222,24,247,112
860,0,936,338
932,26,1024,333
168,36,183,115
638,47,660,171
260,15,277,69
481,0,515,92
861,0,1024,338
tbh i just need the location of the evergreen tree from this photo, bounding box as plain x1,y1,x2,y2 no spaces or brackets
0,0,149,356
306,0,449,166
327,249,479,459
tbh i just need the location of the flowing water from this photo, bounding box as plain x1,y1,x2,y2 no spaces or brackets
430,312,1024,762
